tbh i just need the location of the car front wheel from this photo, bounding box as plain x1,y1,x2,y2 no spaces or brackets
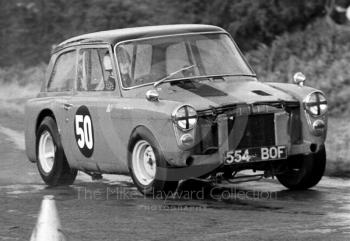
36,116,77,186
128,128,178,196
277,145,326,190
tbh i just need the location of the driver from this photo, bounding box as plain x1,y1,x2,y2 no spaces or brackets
116,46,132,87
102,51,116,90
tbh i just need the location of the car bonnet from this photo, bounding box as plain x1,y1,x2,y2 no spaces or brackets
154,77,297,110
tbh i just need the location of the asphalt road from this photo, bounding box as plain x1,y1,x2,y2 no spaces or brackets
1,116,350,241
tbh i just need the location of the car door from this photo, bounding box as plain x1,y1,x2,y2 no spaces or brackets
60,45,125,172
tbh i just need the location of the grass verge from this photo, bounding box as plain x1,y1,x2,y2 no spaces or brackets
325,117,350,178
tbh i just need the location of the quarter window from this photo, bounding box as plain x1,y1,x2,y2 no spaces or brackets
47,51,76,92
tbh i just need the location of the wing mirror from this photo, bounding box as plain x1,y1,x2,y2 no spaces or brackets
293,72,306,87
146,89,159,102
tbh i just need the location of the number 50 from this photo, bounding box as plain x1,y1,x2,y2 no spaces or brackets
75,115,93,149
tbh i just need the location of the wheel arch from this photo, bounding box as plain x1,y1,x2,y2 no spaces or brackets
26,108,58,163
127,125,179,195
35,109,56,136
127,125,158,154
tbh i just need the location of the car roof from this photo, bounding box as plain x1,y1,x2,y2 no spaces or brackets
54,24,226,53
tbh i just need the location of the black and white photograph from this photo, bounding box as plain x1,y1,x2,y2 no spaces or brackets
1,0,350,240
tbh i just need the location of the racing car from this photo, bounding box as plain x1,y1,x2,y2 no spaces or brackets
24,25,328,195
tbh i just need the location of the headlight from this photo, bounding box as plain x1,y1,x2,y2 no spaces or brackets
304,92,327,116
172,105,198,131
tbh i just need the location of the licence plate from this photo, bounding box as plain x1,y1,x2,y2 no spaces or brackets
224,146,287,165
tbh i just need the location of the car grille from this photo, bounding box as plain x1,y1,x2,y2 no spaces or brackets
194,103,301,155
227,114,276,149
194,113,276,154
289,108,302,144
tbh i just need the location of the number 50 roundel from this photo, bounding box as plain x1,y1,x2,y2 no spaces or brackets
74,106,94,157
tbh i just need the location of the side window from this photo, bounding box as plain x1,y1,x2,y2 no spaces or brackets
77,48,116,91
48,51,76,92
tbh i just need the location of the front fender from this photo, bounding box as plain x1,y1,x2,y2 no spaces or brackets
109,98,189,167
267,82,328,153
266,82,324,101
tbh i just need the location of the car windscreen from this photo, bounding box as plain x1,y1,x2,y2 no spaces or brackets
115,33,254,88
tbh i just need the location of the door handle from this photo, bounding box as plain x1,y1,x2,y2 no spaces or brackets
63,103,74,110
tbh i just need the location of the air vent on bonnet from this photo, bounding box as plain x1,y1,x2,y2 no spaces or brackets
252,90,271,96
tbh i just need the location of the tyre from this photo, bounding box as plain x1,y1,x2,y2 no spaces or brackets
36,116,77,186
277,145,326,190
128,128,178,196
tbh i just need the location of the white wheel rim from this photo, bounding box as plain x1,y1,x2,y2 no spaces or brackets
132,140,156,186
38,130,56,173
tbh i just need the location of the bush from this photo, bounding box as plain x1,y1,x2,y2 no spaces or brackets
0,64,44,100
246,18,350,116
0,0,327,66
0,63,45,86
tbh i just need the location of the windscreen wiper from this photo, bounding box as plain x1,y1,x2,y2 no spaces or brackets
153,65,196,88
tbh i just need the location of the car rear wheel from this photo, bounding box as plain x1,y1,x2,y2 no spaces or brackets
276,145,326,190
128,128,178,196
36,116,77,186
